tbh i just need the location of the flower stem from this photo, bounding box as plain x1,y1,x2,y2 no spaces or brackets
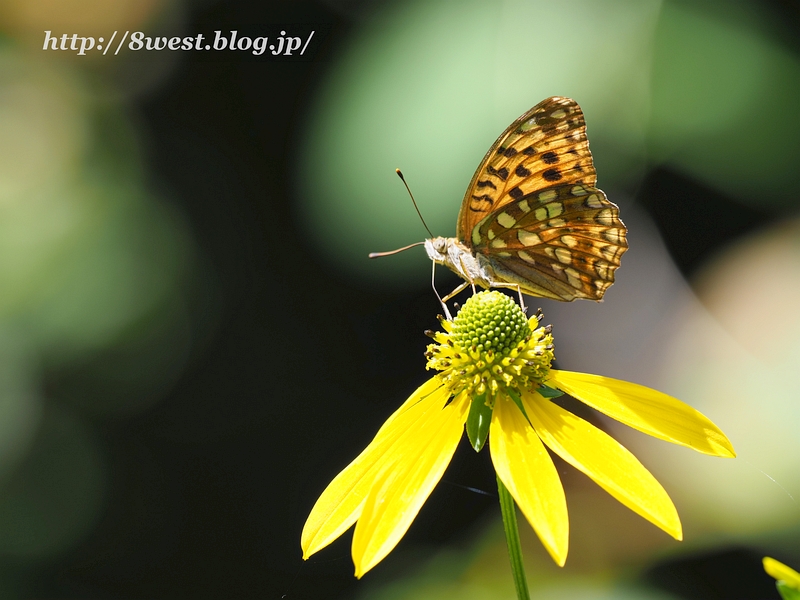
497,474,530,600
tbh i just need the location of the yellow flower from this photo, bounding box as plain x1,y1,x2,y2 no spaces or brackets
301,291,735,577
764,557,800,596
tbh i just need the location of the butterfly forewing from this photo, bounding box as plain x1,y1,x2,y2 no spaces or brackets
455,96,627,301
457,96,595,239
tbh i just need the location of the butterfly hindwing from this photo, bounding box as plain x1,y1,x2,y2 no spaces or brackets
456,97,596,242
470,183,627,301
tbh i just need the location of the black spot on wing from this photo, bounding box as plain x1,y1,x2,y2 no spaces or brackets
488,166,509,181
508,186,524,200
542,151,559,164
469,194,494,212
541,124,557,134
515,164,531,177
497,147,518,158
543,168,562,182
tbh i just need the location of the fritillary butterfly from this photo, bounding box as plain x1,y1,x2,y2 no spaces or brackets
424,96,628,303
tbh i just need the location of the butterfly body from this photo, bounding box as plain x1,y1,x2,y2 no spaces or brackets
424,236,495,290
431,96,628,302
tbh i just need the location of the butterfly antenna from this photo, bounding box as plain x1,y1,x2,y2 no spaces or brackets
368,241,425,258
396,169,433,238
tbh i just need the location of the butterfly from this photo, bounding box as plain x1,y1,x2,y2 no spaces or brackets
422,96,628,308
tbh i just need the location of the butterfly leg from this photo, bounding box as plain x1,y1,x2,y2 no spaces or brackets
516,284,527,314
440,281,470,318
441,281,470,304
429,261,451,320
453,254,478,298
431,261,470,320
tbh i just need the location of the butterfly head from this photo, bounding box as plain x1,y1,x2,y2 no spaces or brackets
423,237,450,263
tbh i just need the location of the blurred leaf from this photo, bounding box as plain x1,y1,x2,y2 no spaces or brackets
648,2,800,208
778,581,800,600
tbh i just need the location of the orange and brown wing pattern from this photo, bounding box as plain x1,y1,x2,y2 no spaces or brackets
456,97,596,242
470,184,627,301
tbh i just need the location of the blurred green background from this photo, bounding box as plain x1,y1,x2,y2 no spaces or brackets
0,0,798,598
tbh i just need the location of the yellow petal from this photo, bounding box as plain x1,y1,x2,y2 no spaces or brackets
489,394,569,566
524,390,683,540
764,557,800,588
547,370,735,458
351,391,468,577
301,377,446,558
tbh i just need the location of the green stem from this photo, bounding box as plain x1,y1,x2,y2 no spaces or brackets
497,474,530,600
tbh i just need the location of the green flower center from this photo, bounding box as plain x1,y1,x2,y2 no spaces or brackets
450,291,528,355
425,291,554,402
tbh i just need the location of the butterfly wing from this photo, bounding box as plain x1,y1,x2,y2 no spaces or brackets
456,97,595,238
470,184,627,300
456,97,627,301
